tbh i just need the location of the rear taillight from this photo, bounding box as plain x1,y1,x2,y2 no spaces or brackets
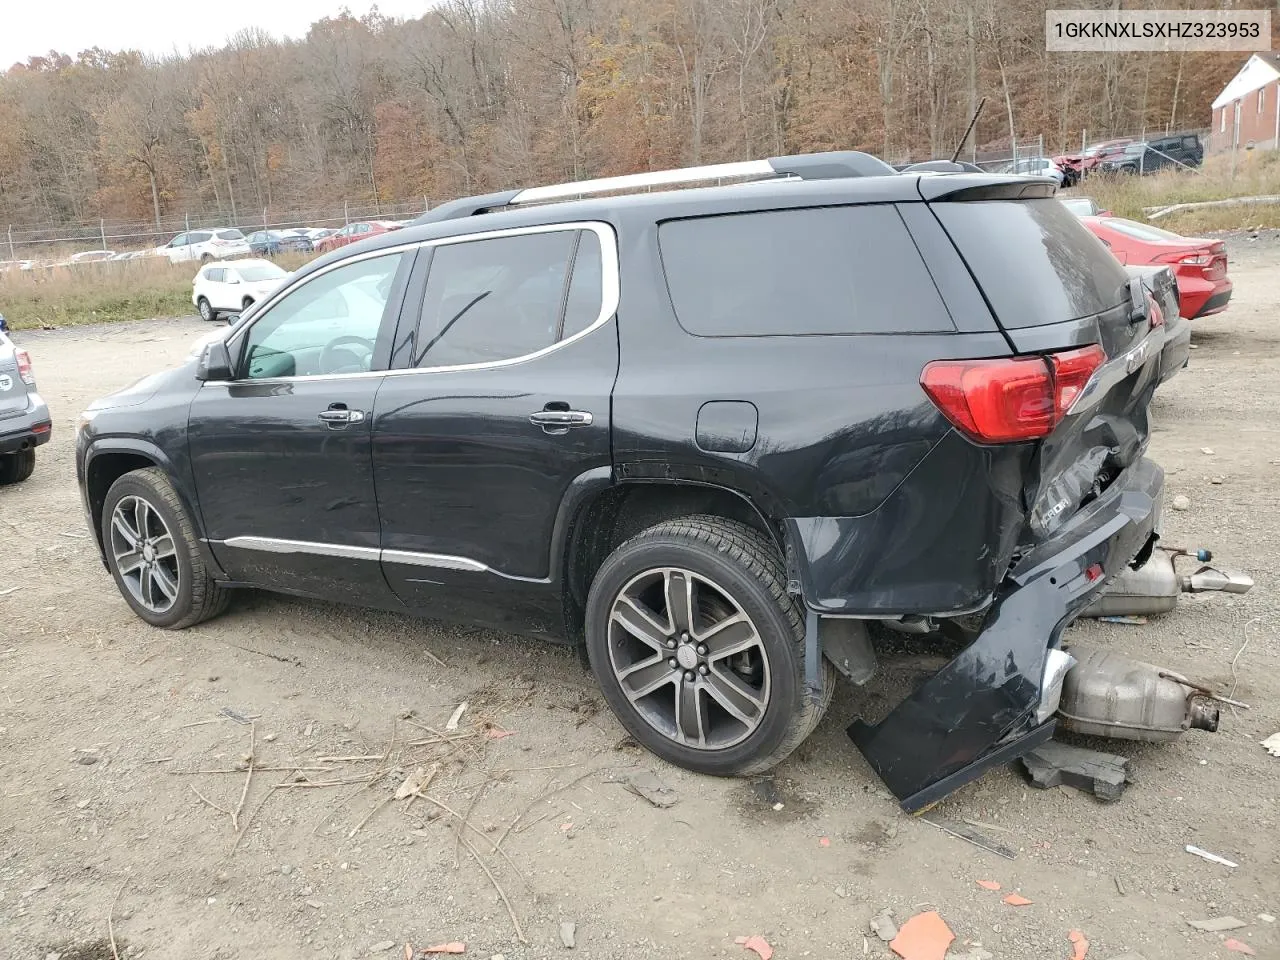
1146,294,1165,329
1154,250,1212,266
920,345,1105,444
14,348,35,385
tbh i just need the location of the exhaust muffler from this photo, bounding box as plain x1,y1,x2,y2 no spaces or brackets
1082,547,1252,618
1057,644,1222,742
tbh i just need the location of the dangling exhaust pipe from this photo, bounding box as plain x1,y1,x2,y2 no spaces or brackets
1081,547,1252,618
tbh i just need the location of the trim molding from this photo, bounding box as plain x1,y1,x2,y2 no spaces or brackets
215,536,505,577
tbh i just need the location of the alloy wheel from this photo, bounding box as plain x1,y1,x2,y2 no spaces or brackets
109,495,180,614
607,567,771,749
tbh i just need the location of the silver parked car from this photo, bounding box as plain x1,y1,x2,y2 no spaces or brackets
0,328,51,484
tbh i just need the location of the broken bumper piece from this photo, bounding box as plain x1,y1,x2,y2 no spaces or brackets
848,457,1164,812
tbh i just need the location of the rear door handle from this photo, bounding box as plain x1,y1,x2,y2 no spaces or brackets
529,409,593,433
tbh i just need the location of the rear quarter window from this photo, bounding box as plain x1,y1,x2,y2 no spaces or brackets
931,199,1128,328
658,205,953,336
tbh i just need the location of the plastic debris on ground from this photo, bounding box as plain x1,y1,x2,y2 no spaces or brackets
975,880,1001,891
622,769,679,808
734,935,773,960
1098,615,1148,625
1184,844,1239,868
559,921,576,949
1002,893,1033,906
1262,733,1280,757
819,836,831,847
1187,917,1247,932
1019,740,1129,802
1068,929,1089,960
870,908,898,942
1224,939,1256,956
445,702,468,731
889,911,954,960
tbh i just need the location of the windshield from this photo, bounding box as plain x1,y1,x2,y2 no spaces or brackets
1123,143,1147,156
237,264,287,282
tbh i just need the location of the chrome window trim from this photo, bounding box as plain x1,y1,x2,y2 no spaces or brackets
219,221,619,386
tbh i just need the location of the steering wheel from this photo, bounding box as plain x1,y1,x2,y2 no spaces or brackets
319,335,375,374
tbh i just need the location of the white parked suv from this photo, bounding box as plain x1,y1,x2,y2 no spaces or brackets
159,229,251,264
192,259,290,322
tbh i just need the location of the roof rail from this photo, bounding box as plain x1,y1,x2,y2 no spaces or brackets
414,150,898,225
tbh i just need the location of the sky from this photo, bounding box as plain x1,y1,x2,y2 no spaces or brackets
1,0,434,69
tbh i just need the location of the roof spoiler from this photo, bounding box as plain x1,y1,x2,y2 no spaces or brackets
413,151,900,225
915,175,1058,202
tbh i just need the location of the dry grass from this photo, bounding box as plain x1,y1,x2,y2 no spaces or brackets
1063,150,1280,234
0,252,318,331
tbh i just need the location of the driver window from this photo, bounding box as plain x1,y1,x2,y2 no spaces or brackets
240,252,403,380
413,231,578,368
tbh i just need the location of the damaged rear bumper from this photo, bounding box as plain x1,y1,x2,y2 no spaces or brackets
849,456,1164,812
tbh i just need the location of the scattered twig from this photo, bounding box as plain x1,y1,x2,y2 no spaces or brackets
177,719,218,729
446,702,468,732
139,757,173,764
410,791,523,878
190,784,231,818
348,793,396,840
459,832,527,944
169,765,335,775
1227,620,1261,708
229,778,291,857
495,768,603,851
316,754,387,763
0,586,20,597
454,780,492,869
107,877,127,960
312,781,375,836
231,723,255,832
419,644,447,669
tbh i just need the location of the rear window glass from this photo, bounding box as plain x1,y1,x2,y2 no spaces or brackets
190,232,212,242
217,229,244,240
932,199,1129,328
658,205,952,336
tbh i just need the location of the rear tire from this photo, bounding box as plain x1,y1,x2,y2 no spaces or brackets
585,515,834,777
101,467,228,629
197,297,217,322
0,448,35,485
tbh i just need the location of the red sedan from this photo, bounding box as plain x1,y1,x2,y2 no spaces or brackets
313,221,403,254
1080,216,1231,320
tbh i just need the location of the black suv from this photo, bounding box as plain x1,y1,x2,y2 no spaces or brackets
1100,134,1204,174
77,152,1172,809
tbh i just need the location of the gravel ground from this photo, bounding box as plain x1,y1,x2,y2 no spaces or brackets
1,239,1277,960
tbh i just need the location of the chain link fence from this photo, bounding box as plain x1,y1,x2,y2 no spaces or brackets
2,198,433,263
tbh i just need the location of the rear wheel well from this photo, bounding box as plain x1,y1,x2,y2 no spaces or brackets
562,482,780,643
87,452,159,547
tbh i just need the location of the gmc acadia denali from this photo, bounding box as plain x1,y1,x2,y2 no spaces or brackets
76,152,1176,808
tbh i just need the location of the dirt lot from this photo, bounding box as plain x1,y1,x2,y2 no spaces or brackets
2,239,1278,960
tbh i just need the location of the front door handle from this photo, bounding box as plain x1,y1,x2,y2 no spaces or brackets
318,406,366,427
529,409,593,433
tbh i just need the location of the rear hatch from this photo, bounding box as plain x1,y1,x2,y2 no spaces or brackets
925,184,1161,544
0,336,33,423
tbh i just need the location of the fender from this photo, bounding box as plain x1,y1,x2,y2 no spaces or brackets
82,436,228,581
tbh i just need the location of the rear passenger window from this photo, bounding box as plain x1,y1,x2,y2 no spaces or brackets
415,231,579,367
561,231,603,339
658,206,953,336
207,268,225,282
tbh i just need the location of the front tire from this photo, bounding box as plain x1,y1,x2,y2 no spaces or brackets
585,516,833,776
197,297,217,322
0,448,35,484
101,467,228,629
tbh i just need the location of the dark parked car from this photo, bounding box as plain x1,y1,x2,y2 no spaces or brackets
246,230,313,255
1100,134,1204,175
76,152,1174,809
0,329,50,484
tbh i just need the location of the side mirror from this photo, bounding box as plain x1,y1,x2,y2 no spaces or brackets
196,340,234,381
